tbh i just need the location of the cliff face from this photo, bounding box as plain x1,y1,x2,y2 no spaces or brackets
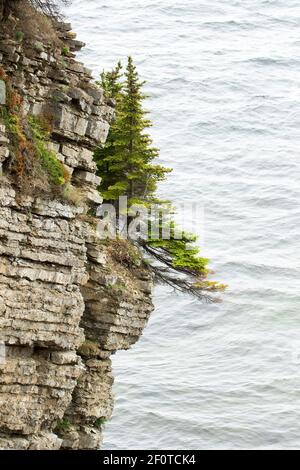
0,19,154,449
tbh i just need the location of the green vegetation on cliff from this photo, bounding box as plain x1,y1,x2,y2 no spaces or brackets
95,57,226,301
94,58,170,203
0,68,69,193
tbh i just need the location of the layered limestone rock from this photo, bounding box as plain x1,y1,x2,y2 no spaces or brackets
0,18,153,449
58,237,154,449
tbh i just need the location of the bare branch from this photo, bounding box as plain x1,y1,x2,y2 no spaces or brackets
27,0,70,20
140,242,220,303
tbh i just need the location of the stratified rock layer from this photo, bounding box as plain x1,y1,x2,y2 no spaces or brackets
0,19,153,449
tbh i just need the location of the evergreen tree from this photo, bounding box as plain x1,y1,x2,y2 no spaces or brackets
95,62,125,199
99,60,123,100
142,212,227,301
94,57,170,203
94,58,226,301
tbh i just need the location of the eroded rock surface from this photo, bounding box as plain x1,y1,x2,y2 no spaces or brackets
0,20,153,449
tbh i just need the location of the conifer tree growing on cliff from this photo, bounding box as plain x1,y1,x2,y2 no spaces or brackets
95,58,226,301
95,57,170,202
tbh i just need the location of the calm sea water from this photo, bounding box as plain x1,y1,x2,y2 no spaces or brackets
65,0,300,449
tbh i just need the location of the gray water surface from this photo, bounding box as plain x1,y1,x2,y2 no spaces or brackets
65,0,300,449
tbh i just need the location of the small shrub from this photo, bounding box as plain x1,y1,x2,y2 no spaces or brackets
94,418,106,429
55,418,71,432
61,46,70,56
28,116,69,186
15,31,25,43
